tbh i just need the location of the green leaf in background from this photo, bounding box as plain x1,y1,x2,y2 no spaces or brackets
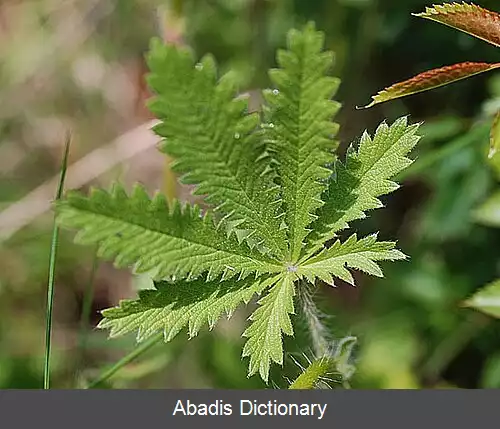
489,110,500,158
481,352,500,388
464,279,500,319
473,190,500,228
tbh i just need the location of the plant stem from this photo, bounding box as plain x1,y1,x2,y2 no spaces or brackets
86,332,163,389
298,281,329,357
78,252,98,348
421,312,489,384
75,251,99,383
43,134,71,389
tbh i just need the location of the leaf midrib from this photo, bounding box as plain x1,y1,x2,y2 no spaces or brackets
330,127,413,229
184,88,287,259
65,204,282,269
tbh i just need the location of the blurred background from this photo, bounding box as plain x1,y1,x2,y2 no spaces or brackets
1,0,500,389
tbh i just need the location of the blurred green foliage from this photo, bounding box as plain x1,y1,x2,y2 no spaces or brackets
1,0,500,389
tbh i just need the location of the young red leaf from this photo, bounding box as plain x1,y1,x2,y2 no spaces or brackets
361,62,500,108
414,2,500,48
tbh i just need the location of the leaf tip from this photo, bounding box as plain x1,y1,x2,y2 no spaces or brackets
460,299,472,309
356,100,377,110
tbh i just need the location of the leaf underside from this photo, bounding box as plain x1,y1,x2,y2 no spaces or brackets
414,2,500,48
364,2,500,108
364,62,500,108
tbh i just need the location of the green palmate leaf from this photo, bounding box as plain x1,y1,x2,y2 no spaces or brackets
147,39,287,258
56,23,423,384
298,234,406,286
414,2,500,48
263,22,341,261
307,117,420,254
243,273,296,382
56,184,281,281
99,275,281,342
363,62,500,108
464,279,500,319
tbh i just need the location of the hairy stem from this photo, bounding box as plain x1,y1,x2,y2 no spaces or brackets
296,281,358,389
298,281,330,357
74,250,99,384
289,357,336,389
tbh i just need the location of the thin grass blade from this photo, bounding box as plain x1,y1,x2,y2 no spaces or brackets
86,332,163,389
43,133,71,389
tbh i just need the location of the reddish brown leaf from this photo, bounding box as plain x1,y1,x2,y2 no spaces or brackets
362,62,500,108
414,2,500,48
